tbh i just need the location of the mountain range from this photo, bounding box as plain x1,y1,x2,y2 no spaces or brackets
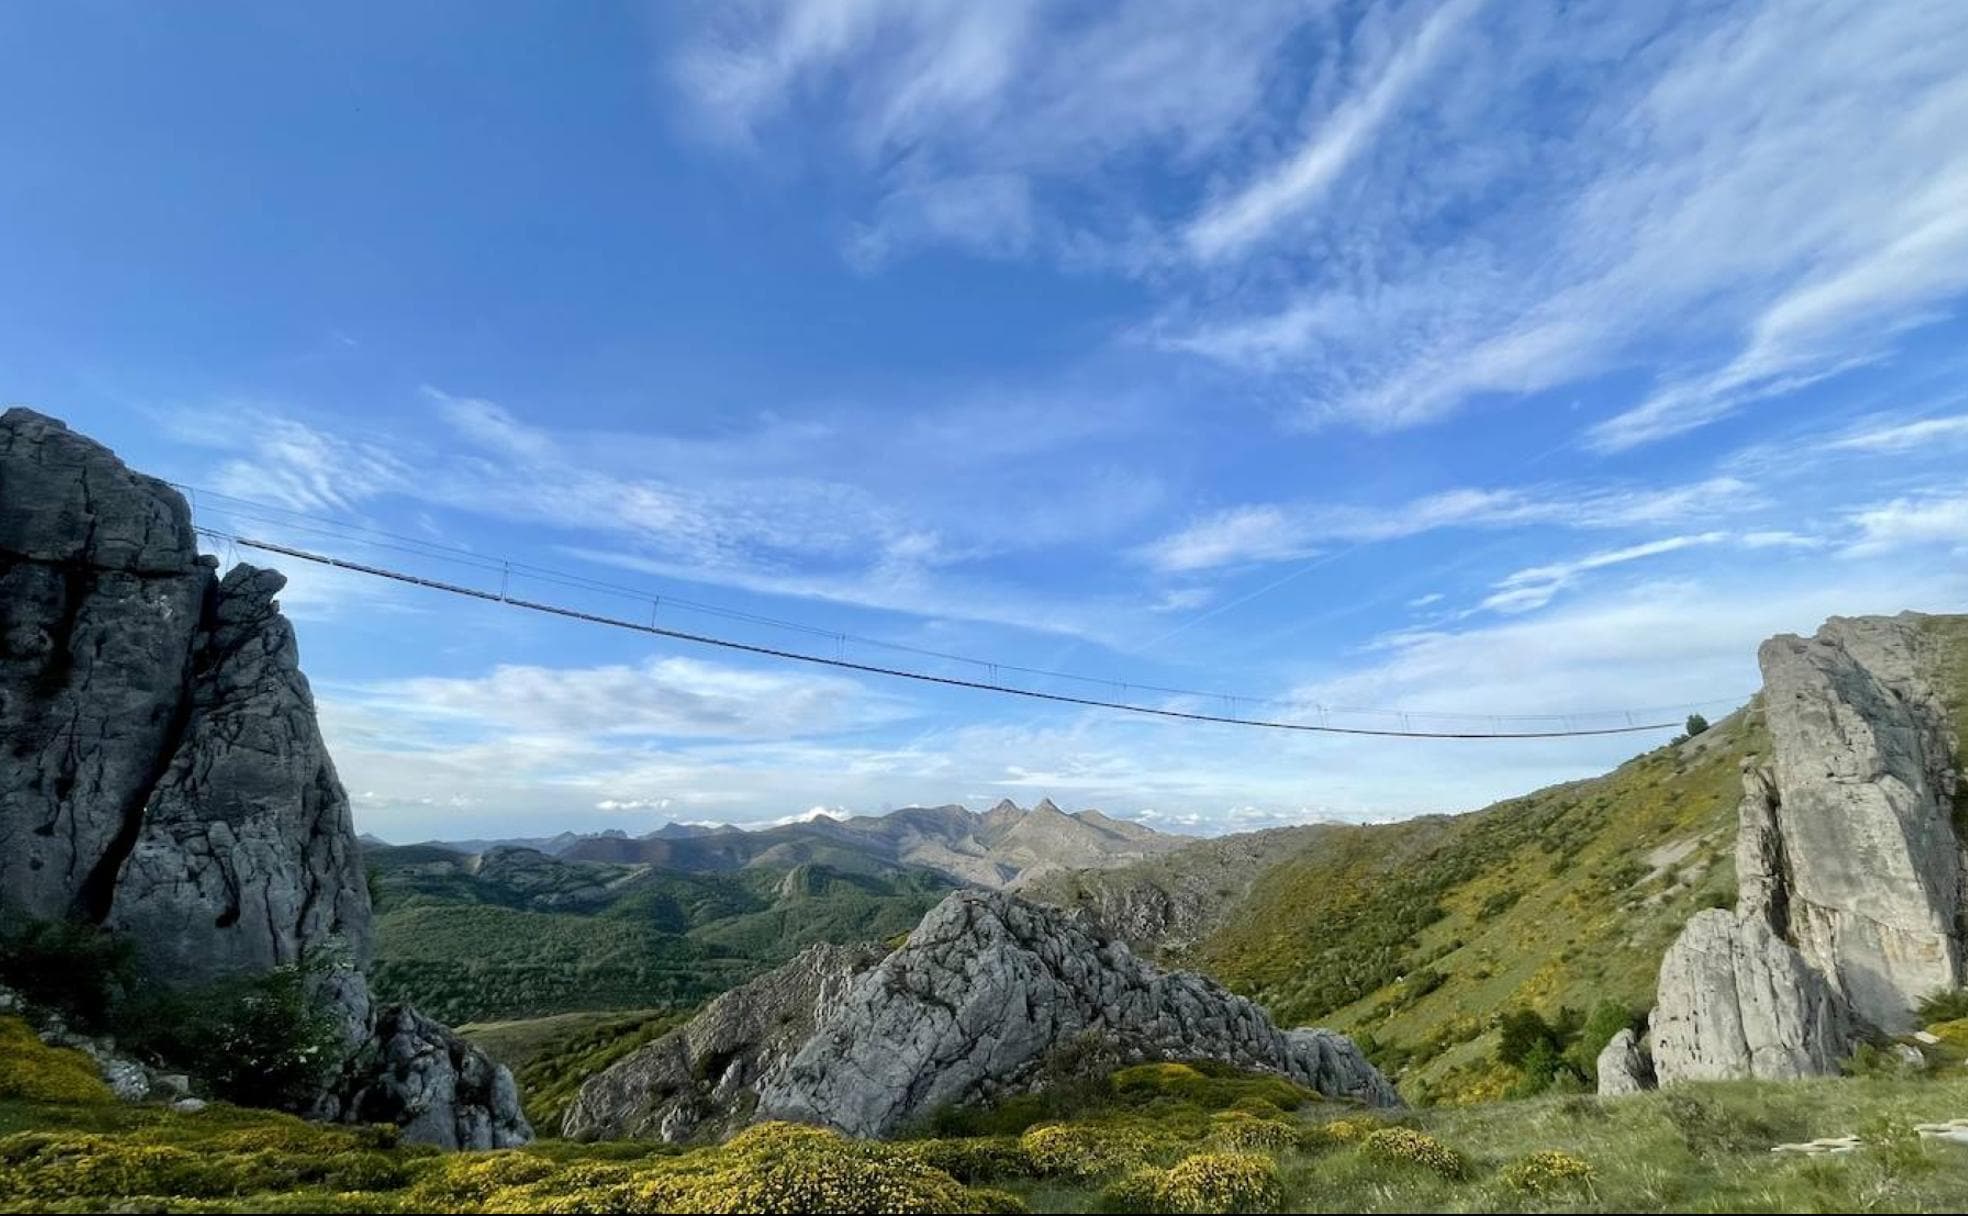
393,798,1183,890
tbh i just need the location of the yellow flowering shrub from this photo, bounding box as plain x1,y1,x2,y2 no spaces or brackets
1360,1127,1469,1178
1019,1122,1163,1180
1499,1149,1595,1195
0,1132,248,1200
1153,1151,1281,1214
898,1134,1032,1181
1098,1165,1169,1213
633,1121,1005,1214
410,1150,562,1207
0,1016,113,1104
1314,1117,1378,1143
1204,1111,1296,1153
1927,1017,1968,1048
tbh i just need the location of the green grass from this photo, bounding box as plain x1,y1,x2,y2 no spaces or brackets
458,1007,691,1134
9,1068,1968,1212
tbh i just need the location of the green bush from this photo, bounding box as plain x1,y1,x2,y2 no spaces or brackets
133,963,349,1111
0,919,136,1031
1020,1123,1164,1181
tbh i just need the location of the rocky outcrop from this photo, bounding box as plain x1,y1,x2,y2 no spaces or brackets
322,1006,531,1150
566,891,1394,1143
0,408,527,1148
1594,1028,1653,1096
1754,618,1960,1031
761,891,1395,1138
1650,613,1963,1085
561,943,884,1142
1652,909,1854,1082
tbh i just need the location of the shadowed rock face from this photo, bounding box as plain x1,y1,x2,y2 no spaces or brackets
567,890,1396,1143
1651,613,1963,1085
561,943,885,1143
0,408,528,1149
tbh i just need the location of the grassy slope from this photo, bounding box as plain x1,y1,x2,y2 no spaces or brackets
1043,710,1763,1102
458,1008,692,1133
10,1067,1968,1212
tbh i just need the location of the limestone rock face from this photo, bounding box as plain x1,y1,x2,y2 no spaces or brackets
0,408,528,1149
1754,618,1961,1031
323,1005,531,1151
758,890,1397,1138
1594,1028,1653,1097
106,564,372,1033
561,943,884,1143
0,408,208,923
1652,909,1855,1082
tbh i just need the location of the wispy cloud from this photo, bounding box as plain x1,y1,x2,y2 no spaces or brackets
1843,494,1968,556
1479,532,1728,614
1136,477,1753,573
1185,0,1485,261
1826,414,1968,454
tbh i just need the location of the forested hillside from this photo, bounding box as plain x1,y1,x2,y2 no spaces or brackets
365,844,951,1023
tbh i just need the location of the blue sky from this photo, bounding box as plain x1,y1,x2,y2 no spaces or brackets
5,0,1967,841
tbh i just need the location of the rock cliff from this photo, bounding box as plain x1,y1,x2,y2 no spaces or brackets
561,943,884,1143
568,889,1395,1143
1651,614,1964,1084
0,408,528,1147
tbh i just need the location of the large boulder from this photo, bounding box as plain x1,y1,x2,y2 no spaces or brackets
1652,908,1855,1083
562,943,884,1143
0,408,528,1149
1594,1027,1653,1097
759,890,1396,1138
322,1005,531,1150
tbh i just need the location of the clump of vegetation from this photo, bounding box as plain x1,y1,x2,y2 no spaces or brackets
1204,1110,1295,1152
1360,1127,1468,1178
1019,1122,1164,1181
0,1018,112,1105
1916,988,1968,1025
0,919,137,1033
1499,1148,1595,1195
1152,1151,1281,1213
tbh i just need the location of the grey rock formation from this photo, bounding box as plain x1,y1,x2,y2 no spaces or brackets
1754,617,1960,1031
759,890,1397,1138
1594,1027,1653,1096
1652,909,1854,1082
1650,614,1964,1084
106,563,373,1037
0,408,529,1148
562,943,884,1143
1,408,209,923
323,1005,531,1150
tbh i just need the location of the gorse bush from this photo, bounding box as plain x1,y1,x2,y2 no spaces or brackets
1153,1151,1281,1214
1360,1127,1468,1178
1204,1110,1296,1152
1019,1122,1166,1180
1499,1149,1595,1195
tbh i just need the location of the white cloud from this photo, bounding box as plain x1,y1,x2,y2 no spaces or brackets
1843,494,1968,556
1135,477,1752,572
347,654,905,741
1185,0,1485,261
1479,532,1728,614
1827,414,1968,454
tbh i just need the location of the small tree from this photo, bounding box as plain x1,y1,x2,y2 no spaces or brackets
1684,713,1710,737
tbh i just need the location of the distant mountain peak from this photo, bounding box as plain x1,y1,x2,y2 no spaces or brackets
1031,797,1065,816
988,798,1022,815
